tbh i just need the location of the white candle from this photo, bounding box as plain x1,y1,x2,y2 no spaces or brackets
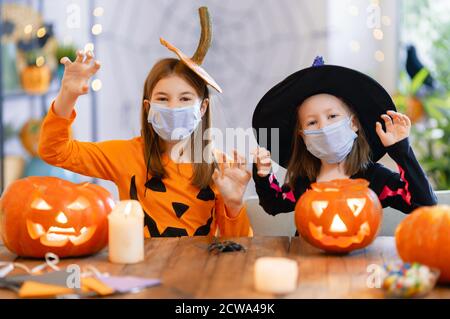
108,200,144,264
254,257,298,294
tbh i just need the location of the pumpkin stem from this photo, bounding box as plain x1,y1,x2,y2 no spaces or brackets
191,7,212,65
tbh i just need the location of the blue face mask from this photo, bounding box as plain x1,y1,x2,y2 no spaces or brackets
148,101,203,141
302,117,358,164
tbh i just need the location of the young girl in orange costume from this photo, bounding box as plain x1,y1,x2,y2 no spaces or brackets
38,8,252,238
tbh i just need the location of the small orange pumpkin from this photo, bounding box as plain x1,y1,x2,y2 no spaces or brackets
405,96,425,124
20,118,43,157
20,65,51,95
295,179,382,253
0,177,115,258
20,118,73,157
395,205,450,283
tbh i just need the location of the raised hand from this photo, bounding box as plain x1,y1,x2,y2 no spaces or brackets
54,50,101,118
212,149,252,218
375,111,411,147
60,50,101,97
253,147,272,177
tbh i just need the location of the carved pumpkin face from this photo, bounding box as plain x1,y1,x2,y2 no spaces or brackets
0,177,115,258
295,179,382,253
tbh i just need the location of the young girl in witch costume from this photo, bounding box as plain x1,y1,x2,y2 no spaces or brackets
38,8,252,238
252,56,437,217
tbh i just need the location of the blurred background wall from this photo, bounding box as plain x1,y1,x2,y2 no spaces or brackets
2,0,449,199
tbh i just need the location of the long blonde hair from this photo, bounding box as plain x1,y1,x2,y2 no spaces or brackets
141,58,214,189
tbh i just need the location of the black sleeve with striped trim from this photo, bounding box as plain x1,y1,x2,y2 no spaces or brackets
252,164,297,215
375,137,437,213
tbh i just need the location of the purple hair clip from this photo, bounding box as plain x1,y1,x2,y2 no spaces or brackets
312,56,325,67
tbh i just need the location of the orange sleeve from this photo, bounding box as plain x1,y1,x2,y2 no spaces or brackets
214,193,253,237
38,101,126,181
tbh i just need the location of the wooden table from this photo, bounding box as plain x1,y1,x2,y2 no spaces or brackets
1,236,449,299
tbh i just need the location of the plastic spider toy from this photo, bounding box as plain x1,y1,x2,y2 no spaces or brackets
207,240,246,254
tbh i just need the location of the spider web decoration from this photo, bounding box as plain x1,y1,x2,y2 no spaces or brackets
96,0,328,137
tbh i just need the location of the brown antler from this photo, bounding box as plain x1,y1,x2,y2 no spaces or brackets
191,7,212,65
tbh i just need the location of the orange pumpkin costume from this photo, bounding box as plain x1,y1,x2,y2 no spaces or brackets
38,102,252,238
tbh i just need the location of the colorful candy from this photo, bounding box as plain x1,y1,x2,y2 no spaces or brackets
381,262,438,298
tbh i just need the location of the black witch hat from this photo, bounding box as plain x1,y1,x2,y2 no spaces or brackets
252,57,396,167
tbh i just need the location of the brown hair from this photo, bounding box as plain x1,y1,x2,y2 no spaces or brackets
141,58,214,189
286,97,371,188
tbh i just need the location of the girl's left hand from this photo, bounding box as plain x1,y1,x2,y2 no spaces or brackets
212,149,252,218
376,111,411,147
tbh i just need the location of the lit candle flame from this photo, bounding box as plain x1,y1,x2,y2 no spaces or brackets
124,202,132,216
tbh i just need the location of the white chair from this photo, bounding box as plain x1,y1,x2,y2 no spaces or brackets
380,190,450,236
246,190,450,237
245,196,296,237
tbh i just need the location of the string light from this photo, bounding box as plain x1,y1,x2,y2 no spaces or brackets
373,28,384,40
37,27,46,38
24,24,33,34
91,24,103,35
374,50,385,62
382,16,391,26
350,40,361,52
93,7,104,17
92,79,102,91
90,7,103,93
84,43,95,52
36,56,45,67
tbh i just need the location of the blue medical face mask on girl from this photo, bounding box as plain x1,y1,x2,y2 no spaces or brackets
302,116,358,164
148,101,203,141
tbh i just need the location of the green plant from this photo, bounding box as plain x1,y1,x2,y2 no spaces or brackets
403,0,450,91
394,69,450,190
411,94,450,190
55,44,77,63
2,123,17,142
400,0,450,190
23,50,46,67
394,69,429,123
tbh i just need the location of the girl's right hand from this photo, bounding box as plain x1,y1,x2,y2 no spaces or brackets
60,50,101,97
253,147,272,178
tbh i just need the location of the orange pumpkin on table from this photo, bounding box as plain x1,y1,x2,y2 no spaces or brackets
295,179,382,253
395,205,450,283
0,177,115,258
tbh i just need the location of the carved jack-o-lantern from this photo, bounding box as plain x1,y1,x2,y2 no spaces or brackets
295,179,382,253
0,177,115,258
